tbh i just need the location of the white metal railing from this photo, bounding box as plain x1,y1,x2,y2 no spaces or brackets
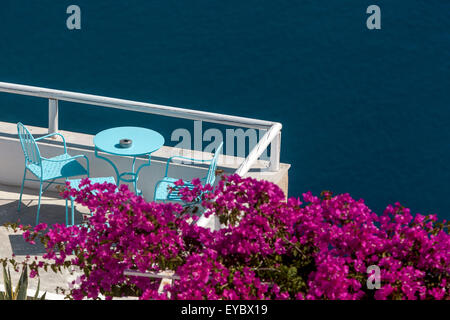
0,82,282,175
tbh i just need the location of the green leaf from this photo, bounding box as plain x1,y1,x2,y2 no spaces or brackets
287,267,297,278
33,278,41,300
15,265,29,300
3,265,12,300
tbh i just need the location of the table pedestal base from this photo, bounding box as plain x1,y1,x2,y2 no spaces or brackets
95,148,151,196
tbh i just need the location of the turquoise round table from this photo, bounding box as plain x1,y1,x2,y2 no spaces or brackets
94,127,165,195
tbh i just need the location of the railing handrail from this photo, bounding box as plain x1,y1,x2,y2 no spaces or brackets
0,82,277,129
0,81,282,174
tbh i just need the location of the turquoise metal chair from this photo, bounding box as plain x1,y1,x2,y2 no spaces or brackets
154,142,223,203
65,176,116,226
17,123,89,225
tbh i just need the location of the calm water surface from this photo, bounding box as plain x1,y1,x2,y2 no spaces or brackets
0,1,449,219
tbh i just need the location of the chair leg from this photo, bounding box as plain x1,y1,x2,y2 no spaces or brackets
36,181,43,226
65,199,69,226
18,168,27,212
65,198,75,226
71,198,75,226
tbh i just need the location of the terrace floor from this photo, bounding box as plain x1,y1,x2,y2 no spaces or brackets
0,182,194,300
0,184,97,299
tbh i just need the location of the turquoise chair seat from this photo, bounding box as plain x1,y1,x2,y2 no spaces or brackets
67,176,116,191
28,154,88,181
65,176,116,226
154,177,197,202
17,123,89,225
154,142,223,203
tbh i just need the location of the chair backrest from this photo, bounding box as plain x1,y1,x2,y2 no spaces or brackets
205,142,223,186
17,123,42,167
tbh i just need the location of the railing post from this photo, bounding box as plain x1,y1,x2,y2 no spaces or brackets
48,99,59,134
236,123,282,176
269,131,281,172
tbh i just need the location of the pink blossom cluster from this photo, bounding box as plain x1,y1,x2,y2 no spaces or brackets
20,175,449,300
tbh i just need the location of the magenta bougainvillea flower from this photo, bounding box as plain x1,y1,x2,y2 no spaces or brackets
17,175,449,300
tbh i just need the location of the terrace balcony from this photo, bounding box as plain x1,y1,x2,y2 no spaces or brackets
0,82,290,299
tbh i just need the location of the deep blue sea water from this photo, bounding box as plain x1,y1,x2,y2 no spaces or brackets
0,1,449,219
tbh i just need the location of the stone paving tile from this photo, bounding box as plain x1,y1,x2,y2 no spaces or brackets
0,184,86,299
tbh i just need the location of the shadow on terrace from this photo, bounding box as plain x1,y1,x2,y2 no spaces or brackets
0,184,88,257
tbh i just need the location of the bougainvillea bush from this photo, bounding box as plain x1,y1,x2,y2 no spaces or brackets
10,175,449,300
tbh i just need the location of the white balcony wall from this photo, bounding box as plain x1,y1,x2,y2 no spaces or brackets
0,122,290,201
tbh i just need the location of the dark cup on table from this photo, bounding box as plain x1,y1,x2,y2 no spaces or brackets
119,139,132,148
